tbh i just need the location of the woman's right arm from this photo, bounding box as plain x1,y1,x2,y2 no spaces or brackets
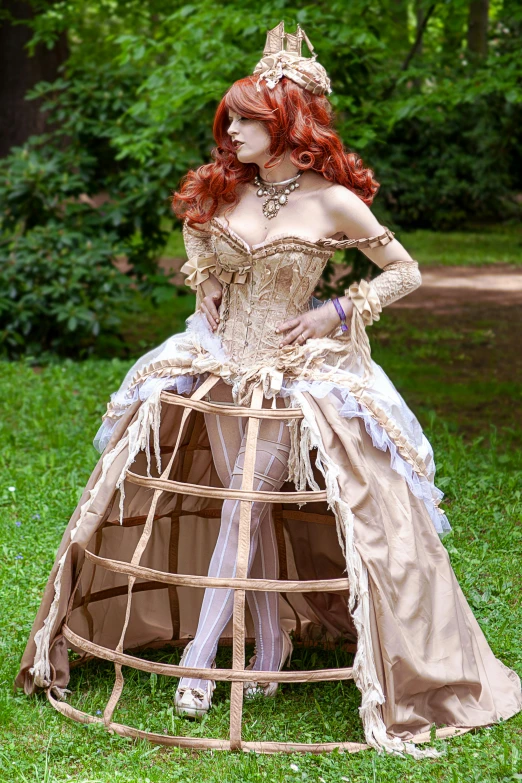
180,219,223,329
199,274,222,330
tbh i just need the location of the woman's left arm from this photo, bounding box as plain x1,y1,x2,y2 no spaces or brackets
277,186,421,346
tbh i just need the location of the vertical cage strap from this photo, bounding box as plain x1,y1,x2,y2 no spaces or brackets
273,507,302,638
168,410,206,638
104,374,221,725
229,383,264,749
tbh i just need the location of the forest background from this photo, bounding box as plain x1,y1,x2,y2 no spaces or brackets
1,3,522,782
1,0,521,356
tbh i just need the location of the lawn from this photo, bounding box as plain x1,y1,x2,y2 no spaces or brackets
398,224,522,267
1,294,521,782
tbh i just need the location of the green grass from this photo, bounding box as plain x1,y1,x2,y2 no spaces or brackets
370,313,522,443
94,289,197,359
397,224,522,267
1,342,521,780
163,223,522,267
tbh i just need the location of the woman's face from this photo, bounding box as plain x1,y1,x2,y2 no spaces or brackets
226,109,272,165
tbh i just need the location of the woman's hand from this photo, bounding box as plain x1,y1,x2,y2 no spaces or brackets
276,296,354,347
199,275,223,331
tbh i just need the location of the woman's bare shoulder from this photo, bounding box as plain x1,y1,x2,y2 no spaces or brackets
320,184,383,236
321,182,366,209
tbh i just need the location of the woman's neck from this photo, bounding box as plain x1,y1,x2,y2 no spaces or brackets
257,157,300,184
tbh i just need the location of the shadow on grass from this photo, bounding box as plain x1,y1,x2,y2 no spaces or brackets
62,643,362,747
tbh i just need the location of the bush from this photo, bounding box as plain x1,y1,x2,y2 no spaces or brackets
0,60,177,358
0,223,131,358
372,95,522,230
2,1,522,357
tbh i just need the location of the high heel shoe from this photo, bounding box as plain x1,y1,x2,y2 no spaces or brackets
174,639,216,718
243,627,293,699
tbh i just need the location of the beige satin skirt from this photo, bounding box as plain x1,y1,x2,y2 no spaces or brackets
14,382,522,749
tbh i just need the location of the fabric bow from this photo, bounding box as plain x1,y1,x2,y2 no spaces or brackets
180,254,217,291
258,366,284,397
347,280,382,326
214,262,253,286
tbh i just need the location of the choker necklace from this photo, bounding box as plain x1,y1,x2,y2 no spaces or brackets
254,172,302,219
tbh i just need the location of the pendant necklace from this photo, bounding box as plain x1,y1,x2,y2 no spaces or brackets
254,172,302,220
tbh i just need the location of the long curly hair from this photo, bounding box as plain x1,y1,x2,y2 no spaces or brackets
172,75,379,225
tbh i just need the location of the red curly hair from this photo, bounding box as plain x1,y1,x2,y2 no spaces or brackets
172,75,379,225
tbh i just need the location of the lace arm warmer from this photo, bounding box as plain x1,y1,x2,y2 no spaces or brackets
323,227,422,383
318,226,421,321
346,259,422,326
180,220,217,291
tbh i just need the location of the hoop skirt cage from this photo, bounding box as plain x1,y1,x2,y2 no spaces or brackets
33,376,383,753
14,369,522,756
14,217,522,757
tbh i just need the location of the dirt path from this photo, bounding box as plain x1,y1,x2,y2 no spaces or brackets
390,264,522,312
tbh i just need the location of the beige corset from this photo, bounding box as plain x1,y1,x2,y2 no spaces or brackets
208,223,334,366
180,216,419,381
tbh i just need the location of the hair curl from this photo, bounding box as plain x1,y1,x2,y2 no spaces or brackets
172,75,379,225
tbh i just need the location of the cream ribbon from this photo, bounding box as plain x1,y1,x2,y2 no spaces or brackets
346,280,382,327
181,255,254,290
259,366,284,397
214,262,253,286
180,254,217,291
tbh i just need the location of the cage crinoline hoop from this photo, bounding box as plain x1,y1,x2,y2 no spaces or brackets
46,374,472,754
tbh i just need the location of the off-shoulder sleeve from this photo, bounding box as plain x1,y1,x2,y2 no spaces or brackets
318,226,421,319
180,220,218,291
318,227,421,384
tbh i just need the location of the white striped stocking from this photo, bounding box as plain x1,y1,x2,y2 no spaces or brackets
178,380,289,693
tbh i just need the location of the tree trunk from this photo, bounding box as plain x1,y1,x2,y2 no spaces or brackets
0,1,68,157
467,0,489,58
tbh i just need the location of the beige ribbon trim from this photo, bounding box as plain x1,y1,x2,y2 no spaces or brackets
46,687,375,753
46,687,474,754
214,262,253,286
180,254,217,290
347,279,382,327
62,624,354,683
160,390,302,419
125,469,327,503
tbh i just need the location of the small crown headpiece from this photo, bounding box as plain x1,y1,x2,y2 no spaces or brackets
253,21,332,96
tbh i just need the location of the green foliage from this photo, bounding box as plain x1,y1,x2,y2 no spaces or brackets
0,223,130,357
2,0,522,355
0,57,176,356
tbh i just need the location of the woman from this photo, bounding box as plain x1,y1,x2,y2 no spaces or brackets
15,22,522,759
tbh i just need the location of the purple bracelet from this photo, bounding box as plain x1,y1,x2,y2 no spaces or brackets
331,297,349,332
